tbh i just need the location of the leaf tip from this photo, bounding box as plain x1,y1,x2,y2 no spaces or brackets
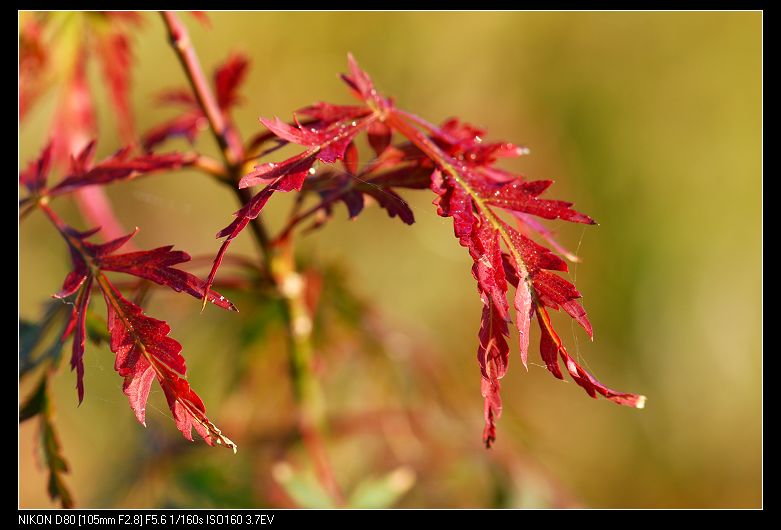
214,433,237,453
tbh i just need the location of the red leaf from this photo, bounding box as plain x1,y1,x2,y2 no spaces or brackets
361,187,415,225
142,113,205,152
205,171,305,299
297,102,370,122
156,88,198,107
98,245,237,311
215,54,249,110
431,169,475,248
239,151,317,190
343,141,359,175
19,16,48,122
501,223,592,337
514,275,533,370
69,277,92,403
258,116,354,160
382,104,643,444
50,145,191,197
477,283,509,449
205,109,377,296
536,305,645,408
434,117,528,167
367,121,392,156
291,155,428,232
485,180,596,225
142,54,249,151
190,11,211,27
43,206,236,426
101,279,237,449
341,53,376,102
20,13,142,166
513,212,582,263
20,141,53,194
51,54,95,169
94,30,135,143
207,55,645,447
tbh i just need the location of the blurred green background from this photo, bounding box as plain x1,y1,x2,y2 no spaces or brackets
19,11,761,508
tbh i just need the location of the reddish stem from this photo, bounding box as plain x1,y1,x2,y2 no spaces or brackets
160,12,243,167
159,10,342,505
159,11,270,255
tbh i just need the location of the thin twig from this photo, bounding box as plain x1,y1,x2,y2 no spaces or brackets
159,10,342,505
159,10,271,253
159,12,242,168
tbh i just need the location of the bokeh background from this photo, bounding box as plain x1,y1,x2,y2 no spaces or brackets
19,11,762,508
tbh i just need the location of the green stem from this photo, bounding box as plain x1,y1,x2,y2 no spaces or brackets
269,241,345,506
160,10,340,503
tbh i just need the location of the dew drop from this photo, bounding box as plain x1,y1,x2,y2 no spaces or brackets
351,121,357,127
309,167,316,175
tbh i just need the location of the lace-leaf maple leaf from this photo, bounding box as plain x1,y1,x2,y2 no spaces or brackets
202,108,381,297
92,14,142,142
19,12,142,163
20,141,53,195
142,53,249,151
100,279,235,448
281,145,433,234
48,141,192,197
208,54,645,446
29,185,237,449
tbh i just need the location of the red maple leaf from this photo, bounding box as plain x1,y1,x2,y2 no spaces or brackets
208,54,645,446
19,12,145,245
142,53,250,151
19,12,142,164
22,142,237,450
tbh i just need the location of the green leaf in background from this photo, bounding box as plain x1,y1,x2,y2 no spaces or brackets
347,466,416,508
20,375,74,508
272,462,335,509
20,374,48,422
85,310,110,346
174,460,255,508
19,301,70,380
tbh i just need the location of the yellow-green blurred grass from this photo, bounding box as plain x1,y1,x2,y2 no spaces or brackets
20,11,761,508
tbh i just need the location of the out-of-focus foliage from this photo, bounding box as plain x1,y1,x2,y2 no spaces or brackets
19,11,761,508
